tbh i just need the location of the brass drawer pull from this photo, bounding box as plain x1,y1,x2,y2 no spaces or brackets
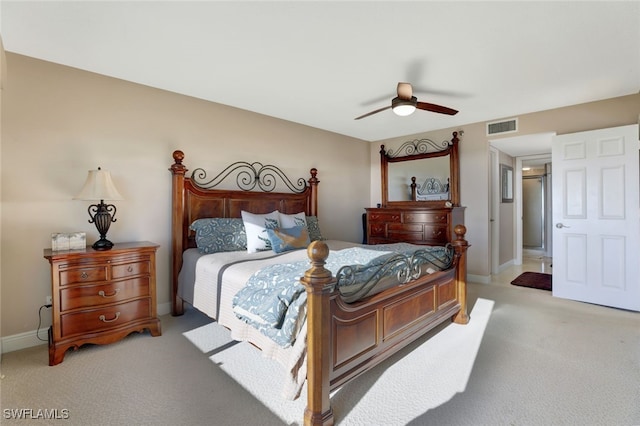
81,272,89,280
98,288,120,298
99,312,120,323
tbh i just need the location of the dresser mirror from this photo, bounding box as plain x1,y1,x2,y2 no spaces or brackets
380,132,460,208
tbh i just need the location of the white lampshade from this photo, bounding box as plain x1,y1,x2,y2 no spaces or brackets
74,168,124,201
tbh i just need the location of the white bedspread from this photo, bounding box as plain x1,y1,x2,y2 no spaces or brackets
191,240,359,399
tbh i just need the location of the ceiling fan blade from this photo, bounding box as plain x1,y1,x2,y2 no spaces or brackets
397,82,413,100
416,101,458,116
354,105,392,120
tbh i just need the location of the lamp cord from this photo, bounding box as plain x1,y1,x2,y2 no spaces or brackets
36,304,52,342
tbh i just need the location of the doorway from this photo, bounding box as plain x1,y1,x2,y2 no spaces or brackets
490,132,555,269
521,159,552,258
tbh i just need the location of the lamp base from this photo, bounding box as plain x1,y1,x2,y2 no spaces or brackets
92,238,114,251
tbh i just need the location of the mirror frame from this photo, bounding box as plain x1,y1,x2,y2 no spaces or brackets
380,131,460,208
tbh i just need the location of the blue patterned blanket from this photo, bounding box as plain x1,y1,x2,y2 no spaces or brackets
232,243,452,347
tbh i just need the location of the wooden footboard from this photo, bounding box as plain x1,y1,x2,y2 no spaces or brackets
301,225,469,426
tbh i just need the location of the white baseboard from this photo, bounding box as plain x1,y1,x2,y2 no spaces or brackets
1,329,47,354
157,301,171,316
498,259,515,273
1,302,174,354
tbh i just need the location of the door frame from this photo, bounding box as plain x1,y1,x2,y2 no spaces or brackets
489,147,500,274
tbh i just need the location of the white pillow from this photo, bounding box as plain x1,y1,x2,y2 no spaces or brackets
279,211,308,229
241,210,281,253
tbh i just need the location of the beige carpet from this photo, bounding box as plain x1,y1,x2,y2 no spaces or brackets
1,277,639,425
183,298,493,425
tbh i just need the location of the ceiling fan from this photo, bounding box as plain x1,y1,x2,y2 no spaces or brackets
355,82,458,120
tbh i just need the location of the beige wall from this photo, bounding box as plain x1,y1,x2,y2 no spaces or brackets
1,53,371,339
3,50,639,343
0,37,5,357
373,93,640,280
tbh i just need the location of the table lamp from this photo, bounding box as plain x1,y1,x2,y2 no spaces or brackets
74,167,124,250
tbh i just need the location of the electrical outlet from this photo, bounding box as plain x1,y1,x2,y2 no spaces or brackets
46,296,52,305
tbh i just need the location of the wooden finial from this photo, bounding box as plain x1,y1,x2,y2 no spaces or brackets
170,150,187,175
454,224,467,241
307,240,329,265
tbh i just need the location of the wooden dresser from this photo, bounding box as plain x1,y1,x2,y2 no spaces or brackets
366,206,465,245
43,241,161,365
369,132,465,246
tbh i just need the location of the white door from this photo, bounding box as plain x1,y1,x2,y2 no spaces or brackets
552,124,640,311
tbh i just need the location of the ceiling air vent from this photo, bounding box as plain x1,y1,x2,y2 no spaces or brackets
486,118,518,136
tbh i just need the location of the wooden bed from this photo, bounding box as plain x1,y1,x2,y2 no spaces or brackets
169,150,470,426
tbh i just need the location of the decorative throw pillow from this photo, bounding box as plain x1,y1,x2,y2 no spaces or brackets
266,226,311,254
241,210,281,253
190,218,247,254
305,216,325,241
279,211,307,228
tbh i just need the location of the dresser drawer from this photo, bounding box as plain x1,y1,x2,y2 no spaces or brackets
388,230,424,242
424,225,448,243
60,298,151,337
59,277,151,311
388,223,422,232
368,212,401,223
112,259,150,279
369,223,387,237
59,266,108,286
403,212,448,224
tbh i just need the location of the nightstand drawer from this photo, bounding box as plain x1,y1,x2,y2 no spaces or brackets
60,298,151,337
59,277,151,311
60,266,108,286
112,260,150,279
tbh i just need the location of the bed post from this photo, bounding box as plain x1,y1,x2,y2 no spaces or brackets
169,150,187,316
300,241,335,426
308,168,319,217
451,224,470,324
450,132,461,207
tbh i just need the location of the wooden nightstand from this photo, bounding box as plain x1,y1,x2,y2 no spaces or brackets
43,241,162,365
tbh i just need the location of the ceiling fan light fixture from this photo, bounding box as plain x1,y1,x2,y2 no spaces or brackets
393,104,416,116
392,96,417,116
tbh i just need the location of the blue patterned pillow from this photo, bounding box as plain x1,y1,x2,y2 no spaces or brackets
190,218,247,254
266,226,311,253
305,216,325,241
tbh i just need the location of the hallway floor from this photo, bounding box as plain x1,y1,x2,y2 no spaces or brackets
490,253,552,287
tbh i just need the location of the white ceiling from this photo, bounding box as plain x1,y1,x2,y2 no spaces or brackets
2,1,639,142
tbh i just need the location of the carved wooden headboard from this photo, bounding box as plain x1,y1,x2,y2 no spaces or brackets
168,150,319,314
